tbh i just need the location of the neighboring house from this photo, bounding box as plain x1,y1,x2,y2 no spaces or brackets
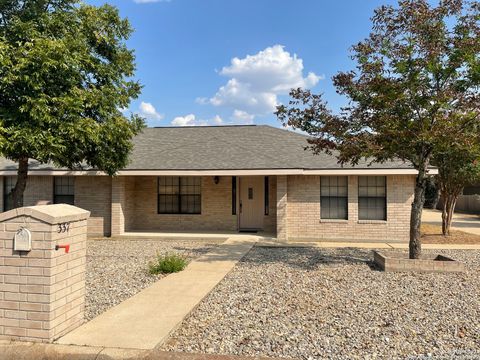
0,125,420,242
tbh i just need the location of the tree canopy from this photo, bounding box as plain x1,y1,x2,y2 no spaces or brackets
276,0,480,258
0,0,144,207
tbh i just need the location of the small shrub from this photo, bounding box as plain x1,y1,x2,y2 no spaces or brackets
148,252,188,274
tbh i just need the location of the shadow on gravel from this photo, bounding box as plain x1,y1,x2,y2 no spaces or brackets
243,246,375,271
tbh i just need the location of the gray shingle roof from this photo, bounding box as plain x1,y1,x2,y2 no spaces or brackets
0,125,412,171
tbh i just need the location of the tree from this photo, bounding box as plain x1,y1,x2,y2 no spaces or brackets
434,148,480,235
0,0,144,208
276,0,480,259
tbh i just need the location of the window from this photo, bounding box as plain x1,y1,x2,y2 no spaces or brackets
158,177,201,214
54,177,75,205
3,176,16,211
320,176,348,220
358,176,386,220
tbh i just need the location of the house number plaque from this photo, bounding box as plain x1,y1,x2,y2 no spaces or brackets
14,228,32,252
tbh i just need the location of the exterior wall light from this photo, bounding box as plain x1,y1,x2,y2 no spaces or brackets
214,176,220,184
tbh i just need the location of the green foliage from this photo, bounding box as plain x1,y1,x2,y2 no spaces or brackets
0,0,145,178
276,0,480,258
276,0,480,168
148,253,188,274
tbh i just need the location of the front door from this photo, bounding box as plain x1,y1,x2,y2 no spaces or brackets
239,176,264,230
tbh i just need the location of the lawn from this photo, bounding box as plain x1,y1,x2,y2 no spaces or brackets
162,246,480,360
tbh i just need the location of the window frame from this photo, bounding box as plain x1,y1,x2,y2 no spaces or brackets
358,176,387,221
53,176,75,205
320,176,348,220
157,176,202,215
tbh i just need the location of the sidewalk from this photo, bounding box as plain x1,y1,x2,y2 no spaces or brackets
0,340,276,360
57,236,258,350
422,209,480,235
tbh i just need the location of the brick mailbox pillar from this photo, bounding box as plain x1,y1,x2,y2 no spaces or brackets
0,204,90,342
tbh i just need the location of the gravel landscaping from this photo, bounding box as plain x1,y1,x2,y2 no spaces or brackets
162,247,480,360
85,238,221,321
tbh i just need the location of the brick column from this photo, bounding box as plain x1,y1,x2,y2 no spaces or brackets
276,175,288,241
0,204,90,342
111,176,126,236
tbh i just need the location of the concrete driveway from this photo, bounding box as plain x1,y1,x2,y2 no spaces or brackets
422,209,480,235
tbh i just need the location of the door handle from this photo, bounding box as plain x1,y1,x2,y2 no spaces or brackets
240,201,242,214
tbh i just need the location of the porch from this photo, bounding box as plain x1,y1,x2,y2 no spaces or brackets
110,175,285,238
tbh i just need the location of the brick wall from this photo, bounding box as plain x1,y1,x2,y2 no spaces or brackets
287,176,414,241
0,176,111,237
0,205,89,342
276,175,288,241
285,175,414,242
127,176,237,232
74,177,111,237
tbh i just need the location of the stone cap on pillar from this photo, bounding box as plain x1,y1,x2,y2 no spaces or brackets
0,204,90,224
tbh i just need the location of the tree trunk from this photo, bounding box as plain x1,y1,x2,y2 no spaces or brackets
11,157,29,209
409,162,428,259
441,191,461,236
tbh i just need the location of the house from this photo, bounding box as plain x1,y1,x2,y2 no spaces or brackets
0,125,420,242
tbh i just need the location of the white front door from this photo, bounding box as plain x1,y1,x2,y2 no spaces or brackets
239,176,264,230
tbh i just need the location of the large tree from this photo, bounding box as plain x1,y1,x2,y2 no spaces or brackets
276,0,480,259
0,0,144,208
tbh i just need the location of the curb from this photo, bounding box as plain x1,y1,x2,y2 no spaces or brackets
0,337,280,360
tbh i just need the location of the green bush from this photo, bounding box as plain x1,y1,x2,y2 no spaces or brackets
148,252,188,274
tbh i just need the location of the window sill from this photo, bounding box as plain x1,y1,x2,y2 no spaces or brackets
357,220,387,224
319,219,349,223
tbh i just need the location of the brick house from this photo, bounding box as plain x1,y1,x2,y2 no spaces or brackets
0,125,423,242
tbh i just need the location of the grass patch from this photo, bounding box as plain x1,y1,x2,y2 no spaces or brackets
149,252,188,274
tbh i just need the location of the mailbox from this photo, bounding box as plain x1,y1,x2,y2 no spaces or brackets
14,227,32,252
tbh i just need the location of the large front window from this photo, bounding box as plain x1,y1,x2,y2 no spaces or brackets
320,176,348,220
158,177,201,214
358,176,386,220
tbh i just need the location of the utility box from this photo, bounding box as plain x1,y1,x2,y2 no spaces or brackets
0,204,90,342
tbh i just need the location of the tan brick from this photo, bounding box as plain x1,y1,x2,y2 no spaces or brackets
4,275,27,284
4,327,26,337
0,301,19,310
4,310,27,320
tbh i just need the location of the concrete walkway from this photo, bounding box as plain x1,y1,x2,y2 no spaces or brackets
57,236,258,350
422,209,480,235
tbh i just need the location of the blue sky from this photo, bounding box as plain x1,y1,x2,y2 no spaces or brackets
87,0,401,127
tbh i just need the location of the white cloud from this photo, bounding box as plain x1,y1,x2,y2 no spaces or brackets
171,114,196,126
212,115,223,125
231,109,254,124
138,101,163,120
171,114,224,127
204,45,322,119
134,0,171,3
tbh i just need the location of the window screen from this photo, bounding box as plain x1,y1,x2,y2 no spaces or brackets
3,176,16,211
158,177,201,214
54,177,75,205
358,176,386,220
320,176,348,220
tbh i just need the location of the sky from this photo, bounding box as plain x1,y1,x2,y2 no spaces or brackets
86,0,402,128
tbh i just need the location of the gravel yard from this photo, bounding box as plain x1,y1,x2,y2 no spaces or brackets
85,238,221,321
162,247,480,360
